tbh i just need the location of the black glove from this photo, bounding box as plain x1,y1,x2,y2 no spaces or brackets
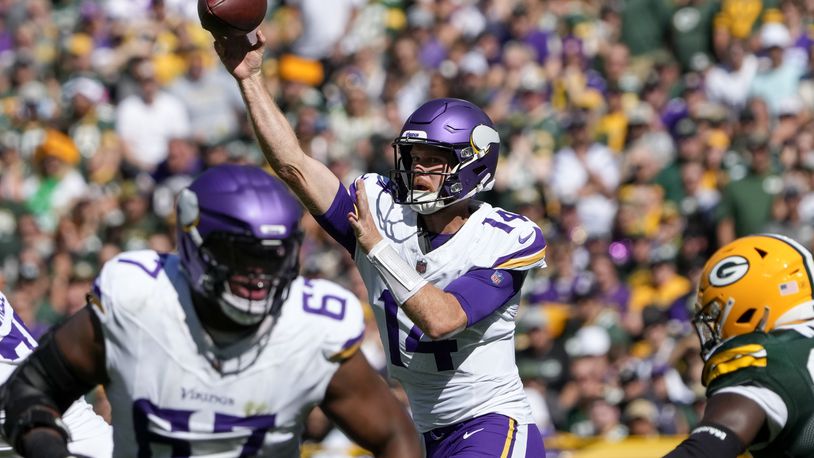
20,428,90,458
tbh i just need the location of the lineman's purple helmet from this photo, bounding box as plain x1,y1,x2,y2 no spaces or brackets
177,164,303,326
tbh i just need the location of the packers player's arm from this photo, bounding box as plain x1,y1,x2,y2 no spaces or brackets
319,351,420,457
214,32,339,215
664,392,765,458
1,306,106,457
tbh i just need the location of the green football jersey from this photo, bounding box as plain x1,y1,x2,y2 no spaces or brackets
703,324,814,457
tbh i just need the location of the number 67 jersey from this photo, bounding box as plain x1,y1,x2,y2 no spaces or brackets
89,250,365,457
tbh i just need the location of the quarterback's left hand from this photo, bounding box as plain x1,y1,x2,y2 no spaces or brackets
348,178,383,254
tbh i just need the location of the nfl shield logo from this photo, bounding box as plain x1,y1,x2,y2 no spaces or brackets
490,271,504,285
416,259,427,274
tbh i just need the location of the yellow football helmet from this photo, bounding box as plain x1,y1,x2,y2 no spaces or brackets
694,234,814,358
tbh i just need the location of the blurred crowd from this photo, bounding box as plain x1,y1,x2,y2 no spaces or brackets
2,0,814,454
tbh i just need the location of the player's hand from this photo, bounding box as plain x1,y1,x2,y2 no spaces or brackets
213,30,266,81
20,428,88,458
348,178,383,254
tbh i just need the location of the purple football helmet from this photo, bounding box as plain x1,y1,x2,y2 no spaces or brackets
390,98,501,214
177,164,303,326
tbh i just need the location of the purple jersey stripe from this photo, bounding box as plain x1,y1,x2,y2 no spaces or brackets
0,322,35,361
92,277,102,298
314,182,357,255
525,425,546,457
492,227,547,268
0,297,37,362
445,269,524,327
340,330,364,353
117,256,164,278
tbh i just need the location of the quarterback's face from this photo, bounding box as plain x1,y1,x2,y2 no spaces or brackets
409,145,453,192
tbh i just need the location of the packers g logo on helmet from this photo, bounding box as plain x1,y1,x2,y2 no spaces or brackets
708,256,749,287
694,234,814,360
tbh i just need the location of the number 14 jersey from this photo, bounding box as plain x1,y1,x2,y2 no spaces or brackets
353,174,547,432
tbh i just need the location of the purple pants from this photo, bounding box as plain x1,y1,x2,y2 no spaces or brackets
422,414,546,457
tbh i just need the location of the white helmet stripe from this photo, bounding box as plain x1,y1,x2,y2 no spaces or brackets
762,233,814,290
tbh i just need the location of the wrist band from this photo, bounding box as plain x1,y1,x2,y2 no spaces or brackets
367,240,428,304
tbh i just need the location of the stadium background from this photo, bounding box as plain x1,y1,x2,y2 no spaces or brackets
0,0,803,456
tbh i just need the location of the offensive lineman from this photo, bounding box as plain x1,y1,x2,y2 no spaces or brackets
666,234,814,457
0,165,419,457
213,30,547,457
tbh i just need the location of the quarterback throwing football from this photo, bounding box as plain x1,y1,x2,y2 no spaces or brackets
213,30,547,457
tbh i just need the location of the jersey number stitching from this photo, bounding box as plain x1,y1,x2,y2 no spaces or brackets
132,399,276,457
380,290,458,371
482,210,528,234
302,279,347,320
117,254,168,279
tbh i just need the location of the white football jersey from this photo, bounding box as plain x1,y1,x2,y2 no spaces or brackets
0,291,113,458
354,174,547,432
89,251,365,457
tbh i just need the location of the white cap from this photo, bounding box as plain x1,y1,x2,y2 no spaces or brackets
760,23,791,49
627,103,655,125
777,97,802,117
566,325,611,357
459,51,488,76
63,77,106,104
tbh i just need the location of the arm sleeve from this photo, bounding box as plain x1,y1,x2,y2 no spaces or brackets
445,269,525,327
664,423,746,458
314,182,357,255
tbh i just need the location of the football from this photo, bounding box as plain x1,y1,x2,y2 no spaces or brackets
198,0,267,37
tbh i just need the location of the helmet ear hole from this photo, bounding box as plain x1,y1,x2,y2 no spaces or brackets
736,308,757,324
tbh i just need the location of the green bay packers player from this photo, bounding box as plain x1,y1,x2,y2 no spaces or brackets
666,234,814,458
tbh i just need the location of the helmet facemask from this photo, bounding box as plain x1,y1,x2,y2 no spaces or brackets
389,124,499,214
390,142,458,215
198,232,301,326
692,299,725,360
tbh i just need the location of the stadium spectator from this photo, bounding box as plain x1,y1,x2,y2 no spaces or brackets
115,59,190,173
716,132,780,244
23,129,88,232
168,47,244,146
704,39,757,110
749,21,805,116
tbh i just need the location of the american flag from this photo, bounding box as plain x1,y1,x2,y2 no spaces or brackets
780,281,799,296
